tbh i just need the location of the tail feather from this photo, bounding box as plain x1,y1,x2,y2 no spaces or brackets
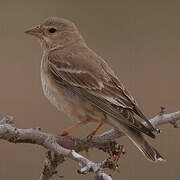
107,117,165,162
136,137,165,162
125,126,165,162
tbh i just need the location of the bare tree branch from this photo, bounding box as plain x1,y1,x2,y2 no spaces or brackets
0,109,180,180
0,116,113,180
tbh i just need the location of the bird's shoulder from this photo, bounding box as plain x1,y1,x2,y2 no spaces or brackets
48,43,107,79
47,43,106,90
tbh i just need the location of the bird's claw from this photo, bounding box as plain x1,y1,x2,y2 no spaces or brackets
60,131,69,136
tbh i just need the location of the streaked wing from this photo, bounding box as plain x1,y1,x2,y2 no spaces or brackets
47,49,155,138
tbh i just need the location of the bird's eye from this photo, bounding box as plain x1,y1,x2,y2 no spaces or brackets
48,28,57,34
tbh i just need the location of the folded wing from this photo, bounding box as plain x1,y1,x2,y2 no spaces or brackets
48,47,155,138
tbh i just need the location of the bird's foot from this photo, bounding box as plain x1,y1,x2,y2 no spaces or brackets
60,130,69,136
86,122,104,140
59,131,76,140
86,130,97,140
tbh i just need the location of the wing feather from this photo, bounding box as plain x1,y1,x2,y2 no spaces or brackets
47,50,155,138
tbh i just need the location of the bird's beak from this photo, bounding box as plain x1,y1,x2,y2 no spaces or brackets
24,25,42,37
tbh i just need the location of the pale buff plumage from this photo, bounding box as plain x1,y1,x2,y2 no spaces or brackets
25,17,164,162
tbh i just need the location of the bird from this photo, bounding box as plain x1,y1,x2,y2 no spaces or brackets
25,17,164,162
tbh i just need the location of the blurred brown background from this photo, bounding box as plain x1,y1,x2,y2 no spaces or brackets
0,0,180,179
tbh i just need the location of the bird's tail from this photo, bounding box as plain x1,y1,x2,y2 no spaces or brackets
122,125,165,162
107,117,165,162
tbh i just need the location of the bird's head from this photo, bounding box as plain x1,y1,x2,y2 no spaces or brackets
25,17,83,50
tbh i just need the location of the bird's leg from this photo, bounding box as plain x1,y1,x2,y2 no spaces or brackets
60,119,90,136
87,121,103,139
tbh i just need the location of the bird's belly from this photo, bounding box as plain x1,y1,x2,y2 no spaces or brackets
41,72,87,121
41,71,105,123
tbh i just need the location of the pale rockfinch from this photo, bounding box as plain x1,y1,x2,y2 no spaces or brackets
25,17,164,162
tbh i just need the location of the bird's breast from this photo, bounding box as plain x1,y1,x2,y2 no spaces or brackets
40,57,105,123
41,70,62,111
